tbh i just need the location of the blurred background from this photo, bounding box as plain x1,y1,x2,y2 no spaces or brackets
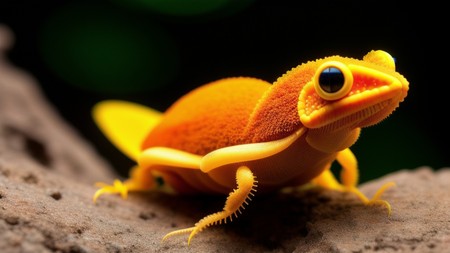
0,0,447,183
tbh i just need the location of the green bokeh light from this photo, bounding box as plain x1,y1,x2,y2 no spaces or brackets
111,0,255,17
39,3,178,93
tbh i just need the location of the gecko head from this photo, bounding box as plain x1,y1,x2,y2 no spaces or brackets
298,50,409,132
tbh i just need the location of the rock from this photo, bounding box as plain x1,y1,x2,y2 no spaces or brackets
1,25,449,253
0,24,115,184
295,168,450,253
1,161,449,253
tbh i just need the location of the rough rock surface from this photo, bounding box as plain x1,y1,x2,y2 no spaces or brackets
1,25,449,253
0,25,115,184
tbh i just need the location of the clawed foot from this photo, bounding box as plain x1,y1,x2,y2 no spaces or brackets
346,181,396,215
162,227,196,245
93,179,129,202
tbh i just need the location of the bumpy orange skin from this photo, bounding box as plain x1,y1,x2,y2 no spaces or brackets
142,78,270,155
139,52,408,195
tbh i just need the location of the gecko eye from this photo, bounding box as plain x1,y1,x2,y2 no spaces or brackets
319,67,344,93
314,61,353,101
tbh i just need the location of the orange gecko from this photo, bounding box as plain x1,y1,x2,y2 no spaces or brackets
92,50,409,244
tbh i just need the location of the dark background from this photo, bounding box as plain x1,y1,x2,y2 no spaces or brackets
0,0,447,183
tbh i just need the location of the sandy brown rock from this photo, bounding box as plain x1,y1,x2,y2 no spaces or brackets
0,24,449,253
0,24,115,184
1,159,449,253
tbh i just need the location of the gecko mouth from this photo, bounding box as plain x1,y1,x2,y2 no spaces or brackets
299,64,408,131
316,98,393,133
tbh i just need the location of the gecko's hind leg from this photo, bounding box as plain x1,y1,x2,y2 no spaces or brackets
93,165,157,202
93,147,202,202
163,166,257,245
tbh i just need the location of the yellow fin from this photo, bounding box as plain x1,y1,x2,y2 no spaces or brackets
92,100,162,161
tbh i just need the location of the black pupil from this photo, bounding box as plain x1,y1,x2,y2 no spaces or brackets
318,67,344,93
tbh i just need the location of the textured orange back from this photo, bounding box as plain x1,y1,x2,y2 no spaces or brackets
142,54,402,156
141,77,270,155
